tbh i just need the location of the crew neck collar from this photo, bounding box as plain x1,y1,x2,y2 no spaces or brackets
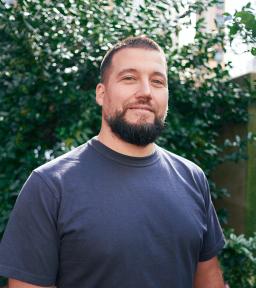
88,137,160,167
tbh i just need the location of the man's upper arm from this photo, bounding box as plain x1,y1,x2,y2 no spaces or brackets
194,256,225,288
0,172,59,286
9,278,55,288
198,173,225,261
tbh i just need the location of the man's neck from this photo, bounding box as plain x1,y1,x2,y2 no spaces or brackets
97,128,155,157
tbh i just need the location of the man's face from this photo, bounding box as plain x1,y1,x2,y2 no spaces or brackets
96,47,169,145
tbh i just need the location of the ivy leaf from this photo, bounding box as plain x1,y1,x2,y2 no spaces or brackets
251,47,256,56
235,11,256,31
229,22,240,36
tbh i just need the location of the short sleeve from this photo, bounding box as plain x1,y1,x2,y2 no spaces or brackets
199,174,225,261
0,171,60,286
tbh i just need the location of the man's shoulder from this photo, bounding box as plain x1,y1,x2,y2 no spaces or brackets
34,141,91,178
157,146,205,178
157,146,208,195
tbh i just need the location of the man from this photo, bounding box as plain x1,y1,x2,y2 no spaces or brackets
0,36,225,288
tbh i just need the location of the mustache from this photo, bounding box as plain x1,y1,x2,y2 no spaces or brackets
124,101,155,113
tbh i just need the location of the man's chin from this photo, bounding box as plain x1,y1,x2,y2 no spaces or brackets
106,110,165,146
124,115,155,126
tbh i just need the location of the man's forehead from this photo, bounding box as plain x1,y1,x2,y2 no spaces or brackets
112,47,166,61
111,48,167,74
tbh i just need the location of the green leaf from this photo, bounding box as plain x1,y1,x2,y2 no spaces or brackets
114,0,123,6
235,11,256,31
251,47,256,56
229,22,240,36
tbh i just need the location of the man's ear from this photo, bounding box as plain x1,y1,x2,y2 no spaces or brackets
96,83,105,106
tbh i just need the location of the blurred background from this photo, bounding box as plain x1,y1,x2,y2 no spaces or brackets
0,0,255,287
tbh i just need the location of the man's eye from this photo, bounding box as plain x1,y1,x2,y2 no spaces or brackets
152,79,164,85
122,76,135,81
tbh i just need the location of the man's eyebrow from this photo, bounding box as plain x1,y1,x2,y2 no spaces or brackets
116,68,138,77
117,69,167,81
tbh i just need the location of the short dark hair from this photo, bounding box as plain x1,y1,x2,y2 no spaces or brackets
100,35,165,83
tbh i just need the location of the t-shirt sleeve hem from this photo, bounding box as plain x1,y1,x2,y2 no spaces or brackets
199,237,225,262
0,264,55,286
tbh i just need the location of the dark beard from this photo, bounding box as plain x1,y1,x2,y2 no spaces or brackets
106,110,165,146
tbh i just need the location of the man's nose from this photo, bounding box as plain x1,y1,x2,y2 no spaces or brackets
135,80,152,99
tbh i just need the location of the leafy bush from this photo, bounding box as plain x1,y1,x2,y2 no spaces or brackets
0,0,251,230
220,230,256,288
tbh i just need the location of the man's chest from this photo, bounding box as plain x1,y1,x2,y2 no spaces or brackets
57,173,206,265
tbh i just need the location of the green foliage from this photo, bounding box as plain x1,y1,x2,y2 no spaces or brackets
220,230,256,288
0,0,251,229
0,0,254,285
225,3,256,55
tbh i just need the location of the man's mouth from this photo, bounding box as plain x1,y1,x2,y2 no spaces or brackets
127,105,154,113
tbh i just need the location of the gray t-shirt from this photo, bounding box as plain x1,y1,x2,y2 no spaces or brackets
0,138,225,287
